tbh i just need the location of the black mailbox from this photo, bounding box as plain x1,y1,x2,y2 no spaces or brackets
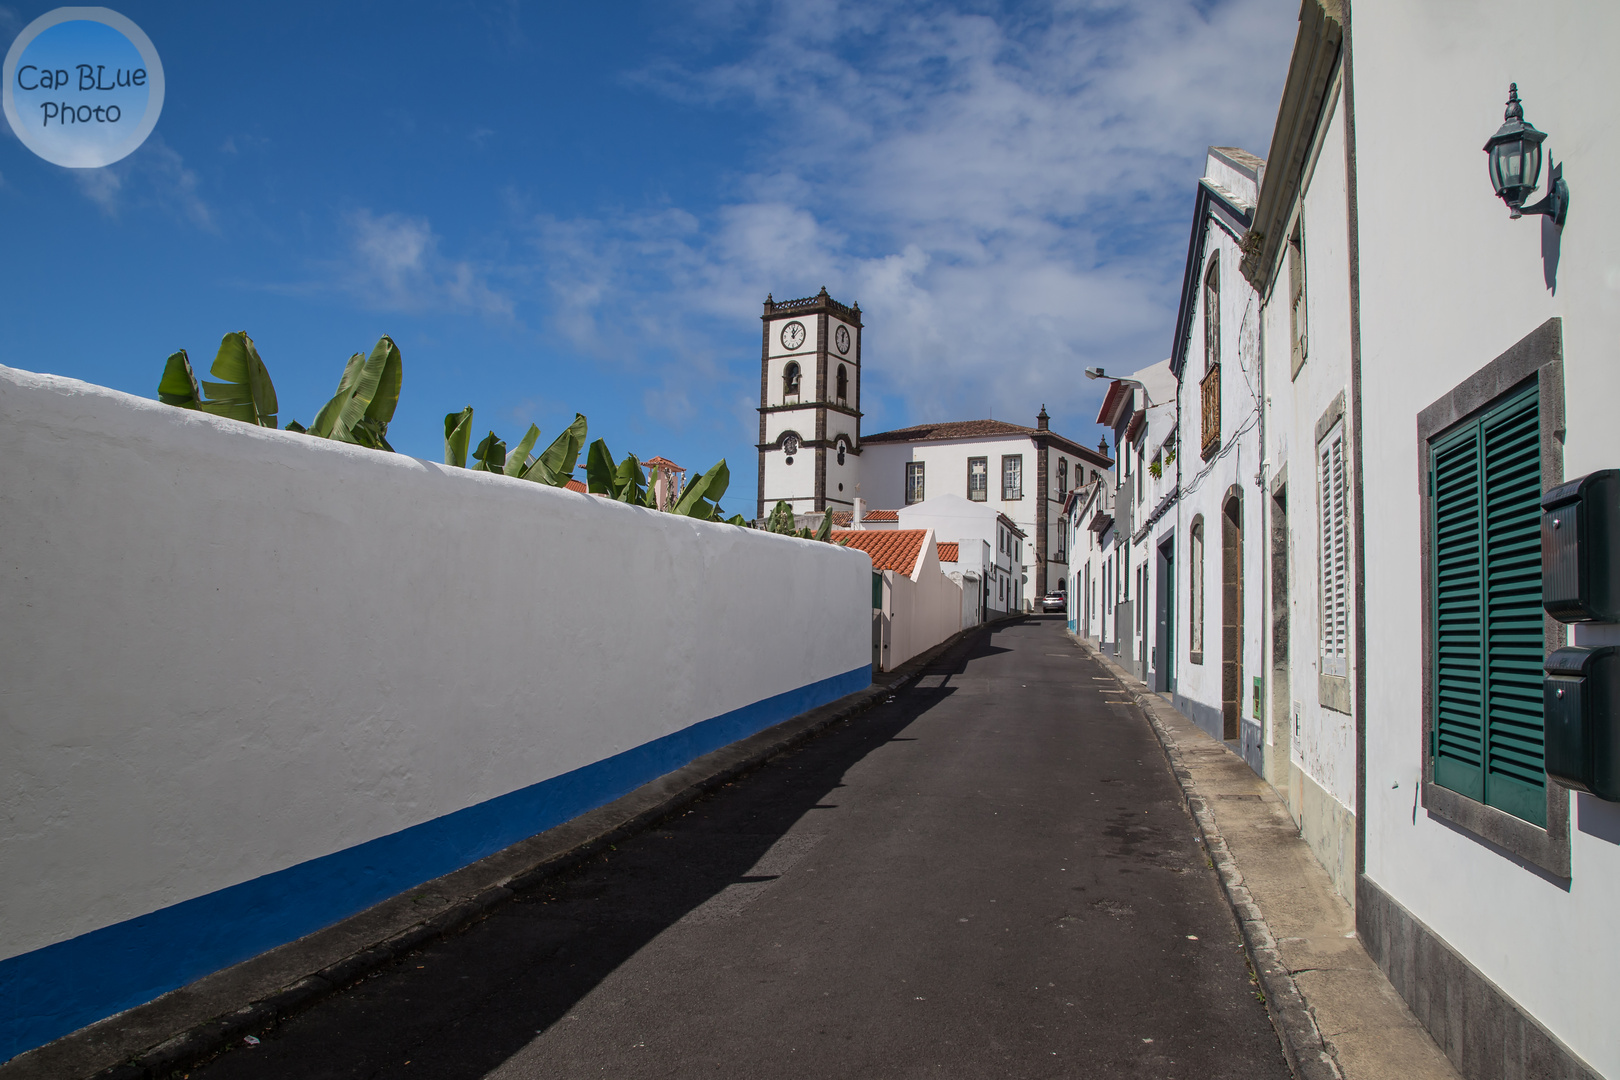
1542,469,1620,623
1544,646,1620,801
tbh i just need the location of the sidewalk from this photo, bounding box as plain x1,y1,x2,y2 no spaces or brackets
1074,635,1460,1080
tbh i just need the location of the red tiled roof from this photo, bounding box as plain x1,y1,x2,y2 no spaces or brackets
643,456,682,470
831,529,928,573
936,542,959,562
863,509,899,521
565,479,588,493
863,418,1111,467
830,510,853,527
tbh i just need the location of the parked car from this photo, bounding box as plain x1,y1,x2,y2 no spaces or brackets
1039,591,1066,613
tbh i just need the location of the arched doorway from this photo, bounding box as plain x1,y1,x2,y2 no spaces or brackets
1222,488,1243,741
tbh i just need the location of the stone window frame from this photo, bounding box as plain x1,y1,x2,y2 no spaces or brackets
905,461,925,505
1416,317,1568,880
1002,454,1023,501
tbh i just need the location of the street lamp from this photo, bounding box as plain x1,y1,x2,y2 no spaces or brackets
1483,83,1568,225
1085,366,1157,408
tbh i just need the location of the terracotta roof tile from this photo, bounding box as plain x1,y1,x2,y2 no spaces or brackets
565,479,588,493
936,542,959,562
831,529,928,573
862,509,899,521
830,510,853,527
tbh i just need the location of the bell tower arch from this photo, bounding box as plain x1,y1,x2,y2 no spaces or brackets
756,287,863,521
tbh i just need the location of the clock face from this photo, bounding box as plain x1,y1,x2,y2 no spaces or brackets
835,325,851,355
780,320,807,350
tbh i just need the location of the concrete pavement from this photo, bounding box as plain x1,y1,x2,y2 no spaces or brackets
185,617,1289,1079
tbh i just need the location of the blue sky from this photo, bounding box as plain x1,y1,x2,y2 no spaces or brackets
0,0,1295,512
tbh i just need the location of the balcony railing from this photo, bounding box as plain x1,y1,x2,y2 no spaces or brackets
1200,364,1221,460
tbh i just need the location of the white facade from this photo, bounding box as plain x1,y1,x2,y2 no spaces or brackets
1168,149,1270,775
896,493,1023,618
1349,4,1620,1077
0,366,873,1062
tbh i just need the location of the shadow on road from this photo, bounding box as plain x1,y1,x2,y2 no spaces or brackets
192,630,993,1080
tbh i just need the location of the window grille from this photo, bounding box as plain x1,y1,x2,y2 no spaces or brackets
1002,455,1023,500
905,461,925,505
968,457,988,501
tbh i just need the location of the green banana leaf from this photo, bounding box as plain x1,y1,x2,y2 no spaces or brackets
308,336,402,450
505,423,541,478
672,459,729,519
725,513,750,527
613,452,646,503
194,332,279,426
813,508,833,542
766,500,797,535
584,438,620,496
444,407,473,467
524,413,588,486
157,350,202,409
471,431,507,472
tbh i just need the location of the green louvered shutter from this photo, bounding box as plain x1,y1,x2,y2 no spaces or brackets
1429,383,1544,825
1480,388,1545,825
1431,423,1485,801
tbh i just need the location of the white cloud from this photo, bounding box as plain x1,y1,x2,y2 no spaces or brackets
338,209,513,316
530,0,1295,436
71,136,216,232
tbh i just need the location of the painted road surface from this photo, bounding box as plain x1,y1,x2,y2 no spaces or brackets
191,617,1289,1079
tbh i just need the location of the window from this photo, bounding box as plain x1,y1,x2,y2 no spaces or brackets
1189,517,1204,664
905,461,925,505
1058,457,1068,497
1002,455,1023,500
1429,382,1545,826
1203,253,1220,371
968,456,988,501
1319,420,1349,679
1289,220,1308,378
783,362,801,399
836,364,849,403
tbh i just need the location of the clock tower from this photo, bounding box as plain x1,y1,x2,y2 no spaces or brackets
756,287,863,522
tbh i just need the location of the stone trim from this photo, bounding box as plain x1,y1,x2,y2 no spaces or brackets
1357,874,1601,1080
1415,317,1568,879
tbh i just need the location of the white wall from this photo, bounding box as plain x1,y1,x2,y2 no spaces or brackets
1355,4,1620,1074
882,530,962,668
0,366,872,1061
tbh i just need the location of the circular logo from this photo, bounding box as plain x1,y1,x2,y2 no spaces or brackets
780,320,806,351
3,8,165,169
835,325,851,354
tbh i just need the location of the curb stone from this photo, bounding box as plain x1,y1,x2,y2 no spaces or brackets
1069,634,1344,1080
7,624,990,1080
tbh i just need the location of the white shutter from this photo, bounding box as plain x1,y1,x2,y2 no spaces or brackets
1319,422,1348,678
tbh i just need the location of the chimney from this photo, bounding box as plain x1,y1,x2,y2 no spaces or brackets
1037,405,1050,431
853,497,867,528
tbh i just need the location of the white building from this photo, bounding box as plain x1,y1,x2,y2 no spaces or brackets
1165,148,1270,774
754,288,1113,611
1237,3,1620,1077
830,528,961,671
893,493,1024,619
1091,360,1178,686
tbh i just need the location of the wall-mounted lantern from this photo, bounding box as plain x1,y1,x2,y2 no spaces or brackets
1483,83,1568,225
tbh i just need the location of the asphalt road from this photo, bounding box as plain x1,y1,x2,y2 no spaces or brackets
191,616,1289,1079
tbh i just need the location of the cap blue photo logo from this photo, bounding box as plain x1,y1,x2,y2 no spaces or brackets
3,7,164,168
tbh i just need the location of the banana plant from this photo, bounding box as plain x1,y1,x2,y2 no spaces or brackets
766,500,798,535
584,438,649,504
444,407,474,467
519,414,589,486
300,336,402,450
158,332,278,427
672,459,730,520
471,430,507,472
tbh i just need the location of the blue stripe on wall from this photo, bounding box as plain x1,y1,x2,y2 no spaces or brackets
0,664,870,1063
